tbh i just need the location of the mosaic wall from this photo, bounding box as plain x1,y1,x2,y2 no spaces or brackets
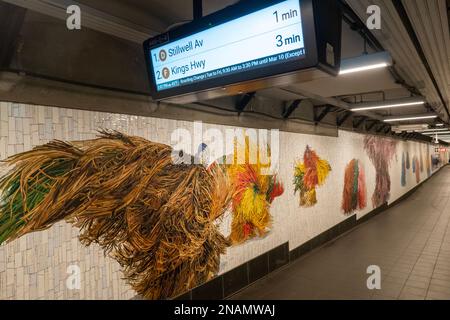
0,101,448,299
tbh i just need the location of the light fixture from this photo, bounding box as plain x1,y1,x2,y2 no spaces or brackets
383,114,438,122
350,97,425,112
433,134,439,144
1,0,156,43
392,124,429,133
339,51,393,75
340,63,389,75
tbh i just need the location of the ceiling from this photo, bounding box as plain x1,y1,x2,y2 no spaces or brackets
77,0,239,32
347,0,450,124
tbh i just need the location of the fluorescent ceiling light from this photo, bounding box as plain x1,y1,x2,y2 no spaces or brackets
352,100,423,111
426,134,450,137
351,97,425,112
419,128,449,132
392,124,428,132
1,0,157,43
383,114,438,122
339,51,393,75
422,131,450,135
340,63,389,75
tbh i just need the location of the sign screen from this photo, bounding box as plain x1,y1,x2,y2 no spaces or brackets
149,0,306,92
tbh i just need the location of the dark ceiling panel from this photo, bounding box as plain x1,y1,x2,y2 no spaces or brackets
10,11,149,94
76,0,239,32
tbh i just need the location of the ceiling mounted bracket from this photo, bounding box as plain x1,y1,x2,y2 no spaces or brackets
337,111,352,127
193,0,203,20
314,105,333,124
352,116,366,129
235,92,255,114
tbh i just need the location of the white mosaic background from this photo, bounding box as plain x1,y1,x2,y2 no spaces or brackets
0,101,448,299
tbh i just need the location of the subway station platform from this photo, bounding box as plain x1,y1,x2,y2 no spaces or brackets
1,0,450,304
231,166,450,300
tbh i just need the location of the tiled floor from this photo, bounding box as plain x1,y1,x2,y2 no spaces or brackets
230,166,450,300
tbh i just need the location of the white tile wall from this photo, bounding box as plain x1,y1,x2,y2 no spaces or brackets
0,102,448,299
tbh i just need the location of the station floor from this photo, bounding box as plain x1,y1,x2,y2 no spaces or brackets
230,166,450,300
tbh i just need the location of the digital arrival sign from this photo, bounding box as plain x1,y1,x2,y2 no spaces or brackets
144,0,342,101
150,0,305,92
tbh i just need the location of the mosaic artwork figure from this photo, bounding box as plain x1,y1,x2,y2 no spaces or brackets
341,159,367,215
0,131,233,299
225,138,284,245
401,152,406,187
363,136,397,208
294,146,331,207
